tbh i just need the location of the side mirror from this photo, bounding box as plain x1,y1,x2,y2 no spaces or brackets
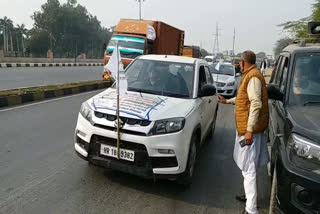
200,84,216,97
236,73,241,77
267,84,283,101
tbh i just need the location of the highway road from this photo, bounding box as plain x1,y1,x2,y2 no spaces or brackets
0,66,103,90
0,91,270,214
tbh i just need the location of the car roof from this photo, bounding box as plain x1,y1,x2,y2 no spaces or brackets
282,43,320,54
139,55,205,64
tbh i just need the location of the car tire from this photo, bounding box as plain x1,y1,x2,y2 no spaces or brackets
177,134,198,187
269,166,280,214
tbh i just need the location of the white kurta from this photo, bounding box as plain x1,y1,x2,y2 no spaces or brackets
233,132,269,173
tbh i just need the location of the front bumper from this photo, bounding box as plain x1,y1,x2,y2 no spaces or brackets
276,151,320,214
74,114,192,178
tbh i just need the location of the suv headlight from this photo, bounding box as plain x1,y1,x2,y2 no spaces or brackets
149,118,185,136
288,133,320,175
80,102,94,125
227,81,235,86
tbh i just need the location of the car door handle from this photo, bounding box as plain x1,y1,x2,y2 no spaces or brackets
208,99,212,103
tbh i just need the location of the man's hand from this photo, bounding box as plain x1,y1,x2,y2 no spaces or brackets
245,131,253,145
218,95,228,104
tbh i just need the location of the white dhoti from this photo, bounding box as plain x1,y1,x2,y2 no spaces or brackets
233,132,269,214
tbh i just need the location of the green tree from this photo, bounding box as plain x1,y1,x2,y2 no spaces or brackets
16,24,27,52
274,37,294,58
29,0,112,58
279,0,320,40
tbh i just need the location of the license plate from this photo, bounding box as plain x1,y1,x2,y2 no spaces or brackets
100,144,135,162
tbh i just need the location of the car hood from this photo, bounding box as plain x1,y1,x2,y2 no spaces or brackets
212,74,234,83
87,88,196,121
287,106,320,144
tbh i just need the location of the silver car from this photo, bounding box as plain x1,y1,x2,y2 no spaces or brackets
209,63,240,97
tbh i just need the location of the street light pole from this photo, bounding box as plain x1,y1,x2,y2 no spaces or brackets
136,0,145,20
139,0,141,20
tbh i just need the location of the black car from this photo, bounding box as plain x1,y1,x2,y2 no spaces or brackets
268,40,320,213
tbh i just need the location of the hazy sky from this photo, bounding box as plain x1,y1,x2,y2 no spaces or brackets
0,0,315,55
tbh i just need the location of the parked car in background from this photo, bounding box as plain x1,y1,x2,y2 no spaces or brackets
268,40,320,214
209,62,240,97
232,57,241,73
204,55,215,65
75,55,219,186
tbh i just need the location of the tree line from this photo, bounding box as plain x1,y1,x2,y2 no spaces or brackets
0,0,112,58
0,17,27,53
274,0,320,57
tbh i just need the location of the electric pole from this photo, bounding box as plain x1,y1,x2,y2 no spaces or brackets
213,23,221,56
136,0,145,20
232,28,236,57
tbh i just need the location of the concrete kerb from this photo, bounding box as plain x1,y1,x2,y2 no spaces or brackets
0,80,111,108
0,63,104,68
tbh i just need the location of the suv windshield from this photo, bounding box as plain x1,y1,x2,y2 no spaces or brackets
107,36,145,59
290,53,320,105
210,63,235,76
125,59,194,98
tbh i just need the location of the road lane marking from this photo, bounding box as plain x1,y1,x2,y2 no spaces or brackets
0,90,104,113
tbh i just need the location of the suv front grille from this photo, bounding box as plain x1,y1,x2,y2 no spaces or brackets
216,82,226,87
94,111,151,127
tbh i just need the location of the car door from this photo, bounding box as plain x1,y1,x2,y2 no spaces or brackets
205,66,219,128
269,54,290,146
198,65,211,137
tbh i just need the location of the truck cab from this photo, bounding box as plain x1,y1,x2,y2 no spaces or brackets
104,19,185,67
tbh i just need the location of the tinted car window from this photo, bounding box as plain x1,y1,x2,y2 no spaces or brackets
126,59,194,98
205,66,213,84
280,57,289,94
290,53,320,105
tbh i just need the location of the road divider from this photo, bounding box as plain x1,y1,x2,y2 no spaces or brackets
0,62,104,68
0,80,111,108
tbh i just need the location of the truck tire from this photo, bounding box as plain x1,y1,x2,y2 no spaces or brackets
177,134,198,187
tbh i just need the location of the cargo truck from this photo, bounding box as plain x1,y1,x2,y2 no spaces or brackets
104,19,185,67
182,46,201,58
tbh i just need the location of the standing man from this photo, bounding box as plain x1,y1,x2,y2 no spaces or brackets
260,58,267,76
218,51,269,214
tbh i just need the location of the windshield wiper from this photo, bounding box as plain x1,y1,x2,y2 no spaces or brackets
162,92,189,98
128,88,160,95
303,101,320,106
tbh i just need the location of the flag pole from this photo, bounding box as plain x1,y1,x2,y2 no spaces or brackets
116,42,121,160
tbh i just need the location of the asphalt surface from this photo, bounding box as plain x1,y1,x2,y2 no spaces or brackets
0,91,270,214
0,66,103,90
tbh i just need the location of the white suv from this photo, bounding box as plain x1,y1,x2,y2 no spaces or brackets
74,55,218,185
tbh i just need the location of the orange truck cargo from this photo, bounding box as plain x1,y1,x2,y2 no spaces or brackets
183,46,201,58
104,19,185,67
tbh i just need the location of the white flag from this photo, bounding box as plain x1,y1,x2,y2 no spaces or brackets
147,24,156,40
106,43,127,94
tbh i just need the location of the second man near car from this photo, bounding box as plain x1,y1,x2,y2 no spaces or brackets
218,50,270,214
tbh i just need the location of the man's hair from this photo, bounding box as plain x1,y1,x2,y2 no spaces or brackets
242,50,256,65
